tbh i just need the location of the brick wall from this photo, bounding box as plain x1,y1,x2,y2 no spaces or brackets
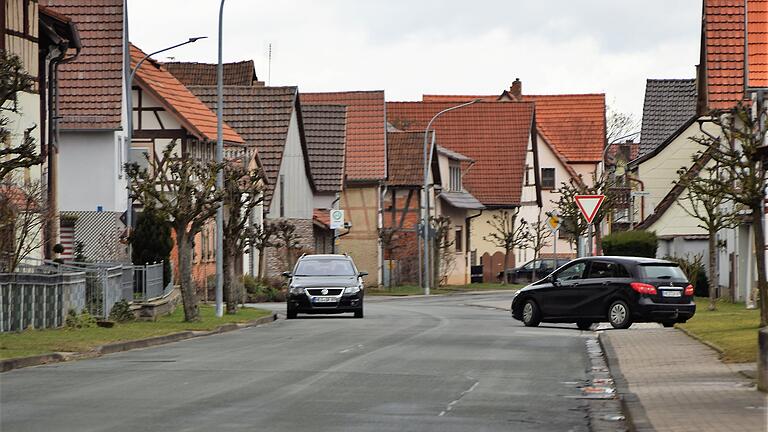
264,218,314,278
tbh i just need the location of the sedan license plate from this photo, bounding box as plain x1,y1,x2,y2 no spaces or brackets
662,290,682,298
313,296,336,303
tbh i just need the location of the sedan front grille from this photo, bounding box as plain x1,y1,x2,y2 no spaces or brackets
307,288,343,296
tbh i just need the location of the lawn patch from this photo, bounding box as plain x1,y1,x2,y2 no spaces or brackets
678,298,760,363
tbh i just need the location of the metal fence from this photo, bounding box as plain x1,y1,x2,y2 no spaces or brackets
133,262,166,301
0,271,87,332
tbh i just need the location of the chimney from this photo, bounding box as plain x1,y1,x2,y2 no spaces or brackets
510,78,522,100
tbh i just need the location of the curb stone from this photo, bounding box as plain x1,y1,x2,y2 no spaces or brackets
0,312,277,373
676,326,760,384
598,332,656,432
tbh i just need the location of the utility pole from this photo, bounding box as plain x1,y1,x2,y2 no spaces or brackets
215,0,226,317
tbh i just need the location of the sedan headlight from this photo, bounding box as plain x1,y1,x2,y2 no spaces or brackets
344,285,361,294
289,286,305,295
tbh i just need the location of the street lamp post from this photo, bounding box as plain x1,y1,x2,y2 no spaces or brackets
124,36,206,255
215,0,226,318
422,99,481,295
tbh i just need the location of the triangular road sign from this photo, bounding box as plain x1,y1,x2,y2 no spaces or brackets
574,195,605,224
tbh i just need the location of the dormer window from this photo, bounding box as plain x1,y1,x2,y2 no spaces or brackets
449,161,462,192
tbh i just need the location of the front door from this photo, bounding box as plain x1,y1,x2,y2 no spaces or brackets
544,260,588,317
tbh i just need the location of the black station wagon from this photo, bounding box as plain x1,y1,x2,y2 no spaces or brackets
284,254,367,319
510,256,696,329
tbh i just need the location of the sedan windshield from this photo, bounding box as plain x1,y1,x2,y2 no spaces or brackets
639,264,687,281
295,259,356,276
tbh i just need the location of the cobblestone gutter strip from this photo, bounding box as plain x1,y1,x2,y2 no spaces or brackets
0,312,278,373
579,335,631,432
598,332,655,432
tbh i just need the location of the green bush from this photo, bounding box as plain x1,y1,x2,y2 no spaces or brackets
130,207,173,287
602,230,658,258
238,275,286,302
65,309,97,329
108,300,135,323
664,254,709,297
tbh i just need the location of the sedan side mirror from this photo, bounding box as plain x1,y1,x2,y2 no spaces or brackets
281,271,292,278
358,271,368,277
549,274,559,285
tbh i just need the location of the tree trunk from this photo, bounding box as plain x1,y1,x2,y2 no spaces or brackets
708,231,718,311
502,249,510,285
594,222,603,256
257,246,267,281
752,208,768,328
176,228,200,322
223,243,238,314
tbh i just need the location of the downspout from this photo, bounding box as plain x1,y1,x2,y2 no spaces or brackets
378,180,386,287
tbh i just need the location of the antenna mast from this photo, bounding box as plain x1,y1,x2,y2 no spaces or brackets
268,43,272,86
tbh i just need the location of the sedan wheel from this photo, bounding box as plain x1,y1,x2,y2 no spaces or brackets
608,300,632,329
522,300,541,327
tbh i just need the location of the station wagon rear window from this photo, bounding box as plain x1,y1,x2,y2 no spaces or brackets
639,264,687,281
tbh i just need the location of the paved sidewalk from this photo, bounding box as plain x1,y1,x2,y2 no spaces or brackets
601,328,767,432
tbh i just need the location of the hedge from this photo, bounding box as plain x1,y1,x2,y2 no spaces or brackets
602,230,658,258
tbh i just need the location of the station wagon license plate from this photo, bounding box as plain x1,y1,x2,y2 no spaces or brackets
313,297,336,303
662,290,682,298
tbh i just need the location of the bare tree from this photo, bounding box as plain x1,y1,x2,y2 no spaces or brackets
0,180,49,271
431,216,456,287
690,103,767,327
221,159,264,314
125,143,223,322
528,210,551,281
248,221,278,281
676,161,741,311
606,105,640,145
378,227,400,288
484,209,531,285
0,50,42,183
274,220,301,271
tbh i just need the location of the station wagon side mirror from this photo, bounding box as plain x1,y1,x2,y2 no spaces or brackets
358,271,368,277
281,271,292,278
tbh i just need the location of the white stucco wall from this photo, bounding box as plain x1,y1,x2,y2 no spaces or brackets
58,131,126,212
268,110,313,219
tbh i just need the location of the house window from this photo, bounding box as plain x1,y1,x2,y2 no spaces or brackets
449,161,462,192
455,226,463,252
541,168,556,189
130,148,150,171
279,174,285,217
524,165,531,186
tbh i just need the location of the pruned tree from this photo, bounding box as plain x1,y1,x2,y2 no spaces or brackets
0,180,49,272
676,162,741,311
247,221,278,281
221,159,264,314
484,209,531,285
689,103,767,327
431,216,455,287
125,143,223,322
528,210,551,281
0,50,42,183
274,220,301,271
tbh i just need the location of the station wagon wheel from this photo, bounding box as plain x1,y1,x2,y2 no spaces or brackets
608,300,632,329
522,299,541,327
576,320,593,331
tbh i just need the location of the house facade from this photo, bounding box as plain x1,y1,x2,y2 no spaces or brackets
44,0,127,262
303,91,387,286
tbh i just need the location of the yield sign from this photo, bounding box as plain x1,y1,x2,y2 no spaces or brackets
574,195,605,224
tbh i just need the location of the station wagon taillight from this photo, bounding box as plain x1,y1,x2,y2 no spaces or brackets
684,284,694,296
630,282,657,295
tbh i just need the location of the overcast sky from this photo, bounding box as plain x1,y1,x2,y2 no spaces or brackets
128,1,702,121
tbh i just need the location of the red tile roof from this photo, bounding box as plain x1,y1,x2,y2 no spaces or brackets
423,93,606,163
748,0,768,88
703,0,747,109
302,91,386,181
387,101,534,206
163,60,258,86
386,131,433,187
43,0,123,130
313,209,330,227
130,44,243,144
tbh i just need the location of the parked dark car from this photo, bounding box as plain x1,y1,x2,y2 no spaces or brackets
502,258,571,283
284,254,367,319
510,256,695,329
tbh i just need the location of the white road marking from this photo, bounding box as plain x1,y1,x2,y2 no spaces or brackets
438,380,479,417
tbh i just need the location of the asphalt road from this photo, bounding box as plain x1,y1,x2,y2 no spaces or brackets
1,293,595,432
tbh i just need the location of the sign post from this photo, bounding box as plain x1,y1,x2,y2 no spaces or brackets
574,195,605,256
546,212,561,261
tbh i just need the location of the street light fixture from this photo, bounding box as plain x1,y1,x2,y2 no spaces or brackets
124,36,207,253
422,99,482,295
